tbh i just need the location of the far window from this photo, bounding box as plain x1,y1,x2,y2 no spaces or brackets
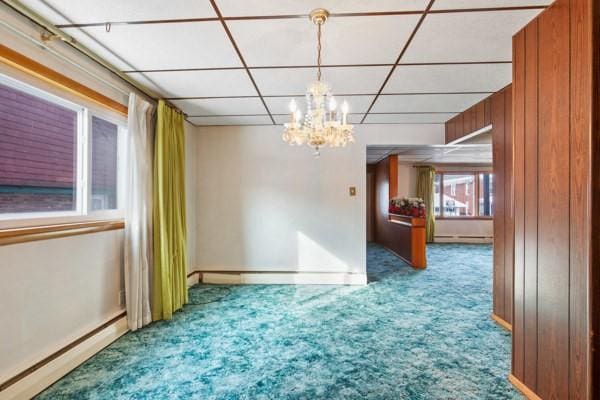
0,74,126,221
434,172,494,218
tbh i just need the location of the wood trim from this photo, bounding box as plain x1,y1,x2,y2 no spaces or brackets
0,220,125,246
361,0,436,123
208,0,275,124
491,312,512,331
0,311,127,392
121,61,511,74
0,45,128,116
508,374,543,400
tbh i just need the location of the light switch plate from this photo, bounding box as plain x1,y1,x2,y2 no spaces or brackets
349,187,356,196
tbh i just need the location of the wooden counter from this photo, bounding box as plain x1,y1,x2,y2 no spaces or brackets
371,156,427,269
386,214,427,269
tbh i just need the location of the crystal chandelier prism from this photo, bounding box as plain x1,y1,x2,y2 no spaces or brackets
282,8,355,156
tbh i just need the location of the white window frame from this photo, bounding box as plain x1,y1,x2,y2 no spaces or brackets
0,73,127,229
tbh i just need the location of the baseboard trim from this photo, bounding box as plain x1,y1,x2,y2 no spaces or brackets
201,271,367,285
508,374,542,400
491,312,512,331
187,270,200,287
0,312,128,399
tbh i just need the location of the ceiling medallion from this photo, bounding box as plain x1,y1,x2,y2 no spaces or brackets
282,8,355,157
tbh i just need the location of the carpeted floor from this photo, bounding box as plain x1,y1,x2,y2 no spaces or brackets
36,243,521,399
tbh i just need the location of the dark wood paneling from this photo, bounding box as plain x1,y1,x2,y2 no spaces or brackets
491,88,507,322
476,101,485,127
503,84,514,328
569,0,592,398
484,98,492,126
536,3,570,398
445,92,494,144
591,0,600,392
523,20,539,392
510,0,596,398
512,30,526,382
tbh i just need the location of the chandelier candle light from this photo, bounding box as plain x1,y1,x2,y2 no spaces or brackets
282,8,355,156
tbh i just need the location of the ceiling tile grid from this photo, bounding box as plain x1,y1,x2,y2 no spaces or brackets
227,15,421,66
14,0,549,126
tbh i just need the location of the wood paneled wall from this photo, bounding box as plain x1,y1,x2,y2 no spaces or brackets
491,85,513,328
445,96,491,143
511,0,597,398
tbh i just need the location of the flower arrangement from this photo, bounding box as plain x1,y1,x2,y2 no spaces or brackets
389,197,426,218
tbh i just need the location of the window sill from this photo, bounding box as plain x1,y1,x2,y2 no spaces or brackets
0,219,125,246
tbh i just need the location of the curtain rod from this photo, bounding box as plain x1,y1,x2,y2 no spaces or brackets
0,0,185,115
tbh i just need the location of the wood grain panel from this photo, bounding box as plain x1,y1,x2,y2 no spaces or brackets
510,0,597,397
523,20,539,392
512,30,526,381
569,0,592,397
503,84,514,326
476,101,485,128
445,92,494,144
484,98,492,126
536,2,570,397
491,89,506,321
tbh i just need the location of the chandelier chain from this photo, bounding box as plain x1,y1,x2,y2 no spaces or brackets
317,22,322,82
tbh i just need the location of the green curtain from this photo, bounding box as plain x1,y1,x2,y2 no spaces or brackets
416,166,436,243
152,100,188,321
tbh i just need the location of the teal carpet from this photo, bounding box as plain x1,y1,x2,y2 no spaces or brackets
36,243,521,399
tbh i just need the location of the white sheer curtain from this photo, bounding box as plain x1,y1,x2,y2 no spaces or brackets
124,93,154,331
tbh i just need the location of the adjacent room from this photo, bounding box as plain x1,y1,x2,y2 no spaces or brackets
0,1,598,399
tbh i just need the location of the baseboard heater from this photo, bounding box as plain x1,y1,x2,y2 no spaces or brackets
434,235,493,243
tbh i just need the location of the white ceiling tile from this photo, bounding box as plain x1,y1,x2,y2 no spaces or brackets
188,115,273,126
63,22,240,70
383,64,511,93
170,98,267,116
228,15,420,66
18,0,215,24
216,0,428,17
364,113,456,124
431,0,552,10
373,93,489,113
126,70,257,98
401,10,541,62
264,95,375,114
253,67,389,96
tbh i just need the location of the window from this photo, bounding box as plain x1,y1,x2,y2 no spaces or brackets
433,174,441,217
91,116,120,211
0,74,126,222
479,173,494,217
434,172,494,218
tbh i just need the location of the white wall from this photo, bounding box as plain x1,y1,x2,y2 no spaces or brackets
0,232,124,382
0,4,198,385
192,124,444,277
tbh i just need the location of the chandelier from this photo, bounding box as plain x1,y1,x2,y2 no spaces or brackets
282,8,355,156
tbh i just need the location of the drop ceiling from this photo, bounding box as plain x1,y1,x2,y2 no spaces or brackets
367,143,492,165
15,0,551,126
